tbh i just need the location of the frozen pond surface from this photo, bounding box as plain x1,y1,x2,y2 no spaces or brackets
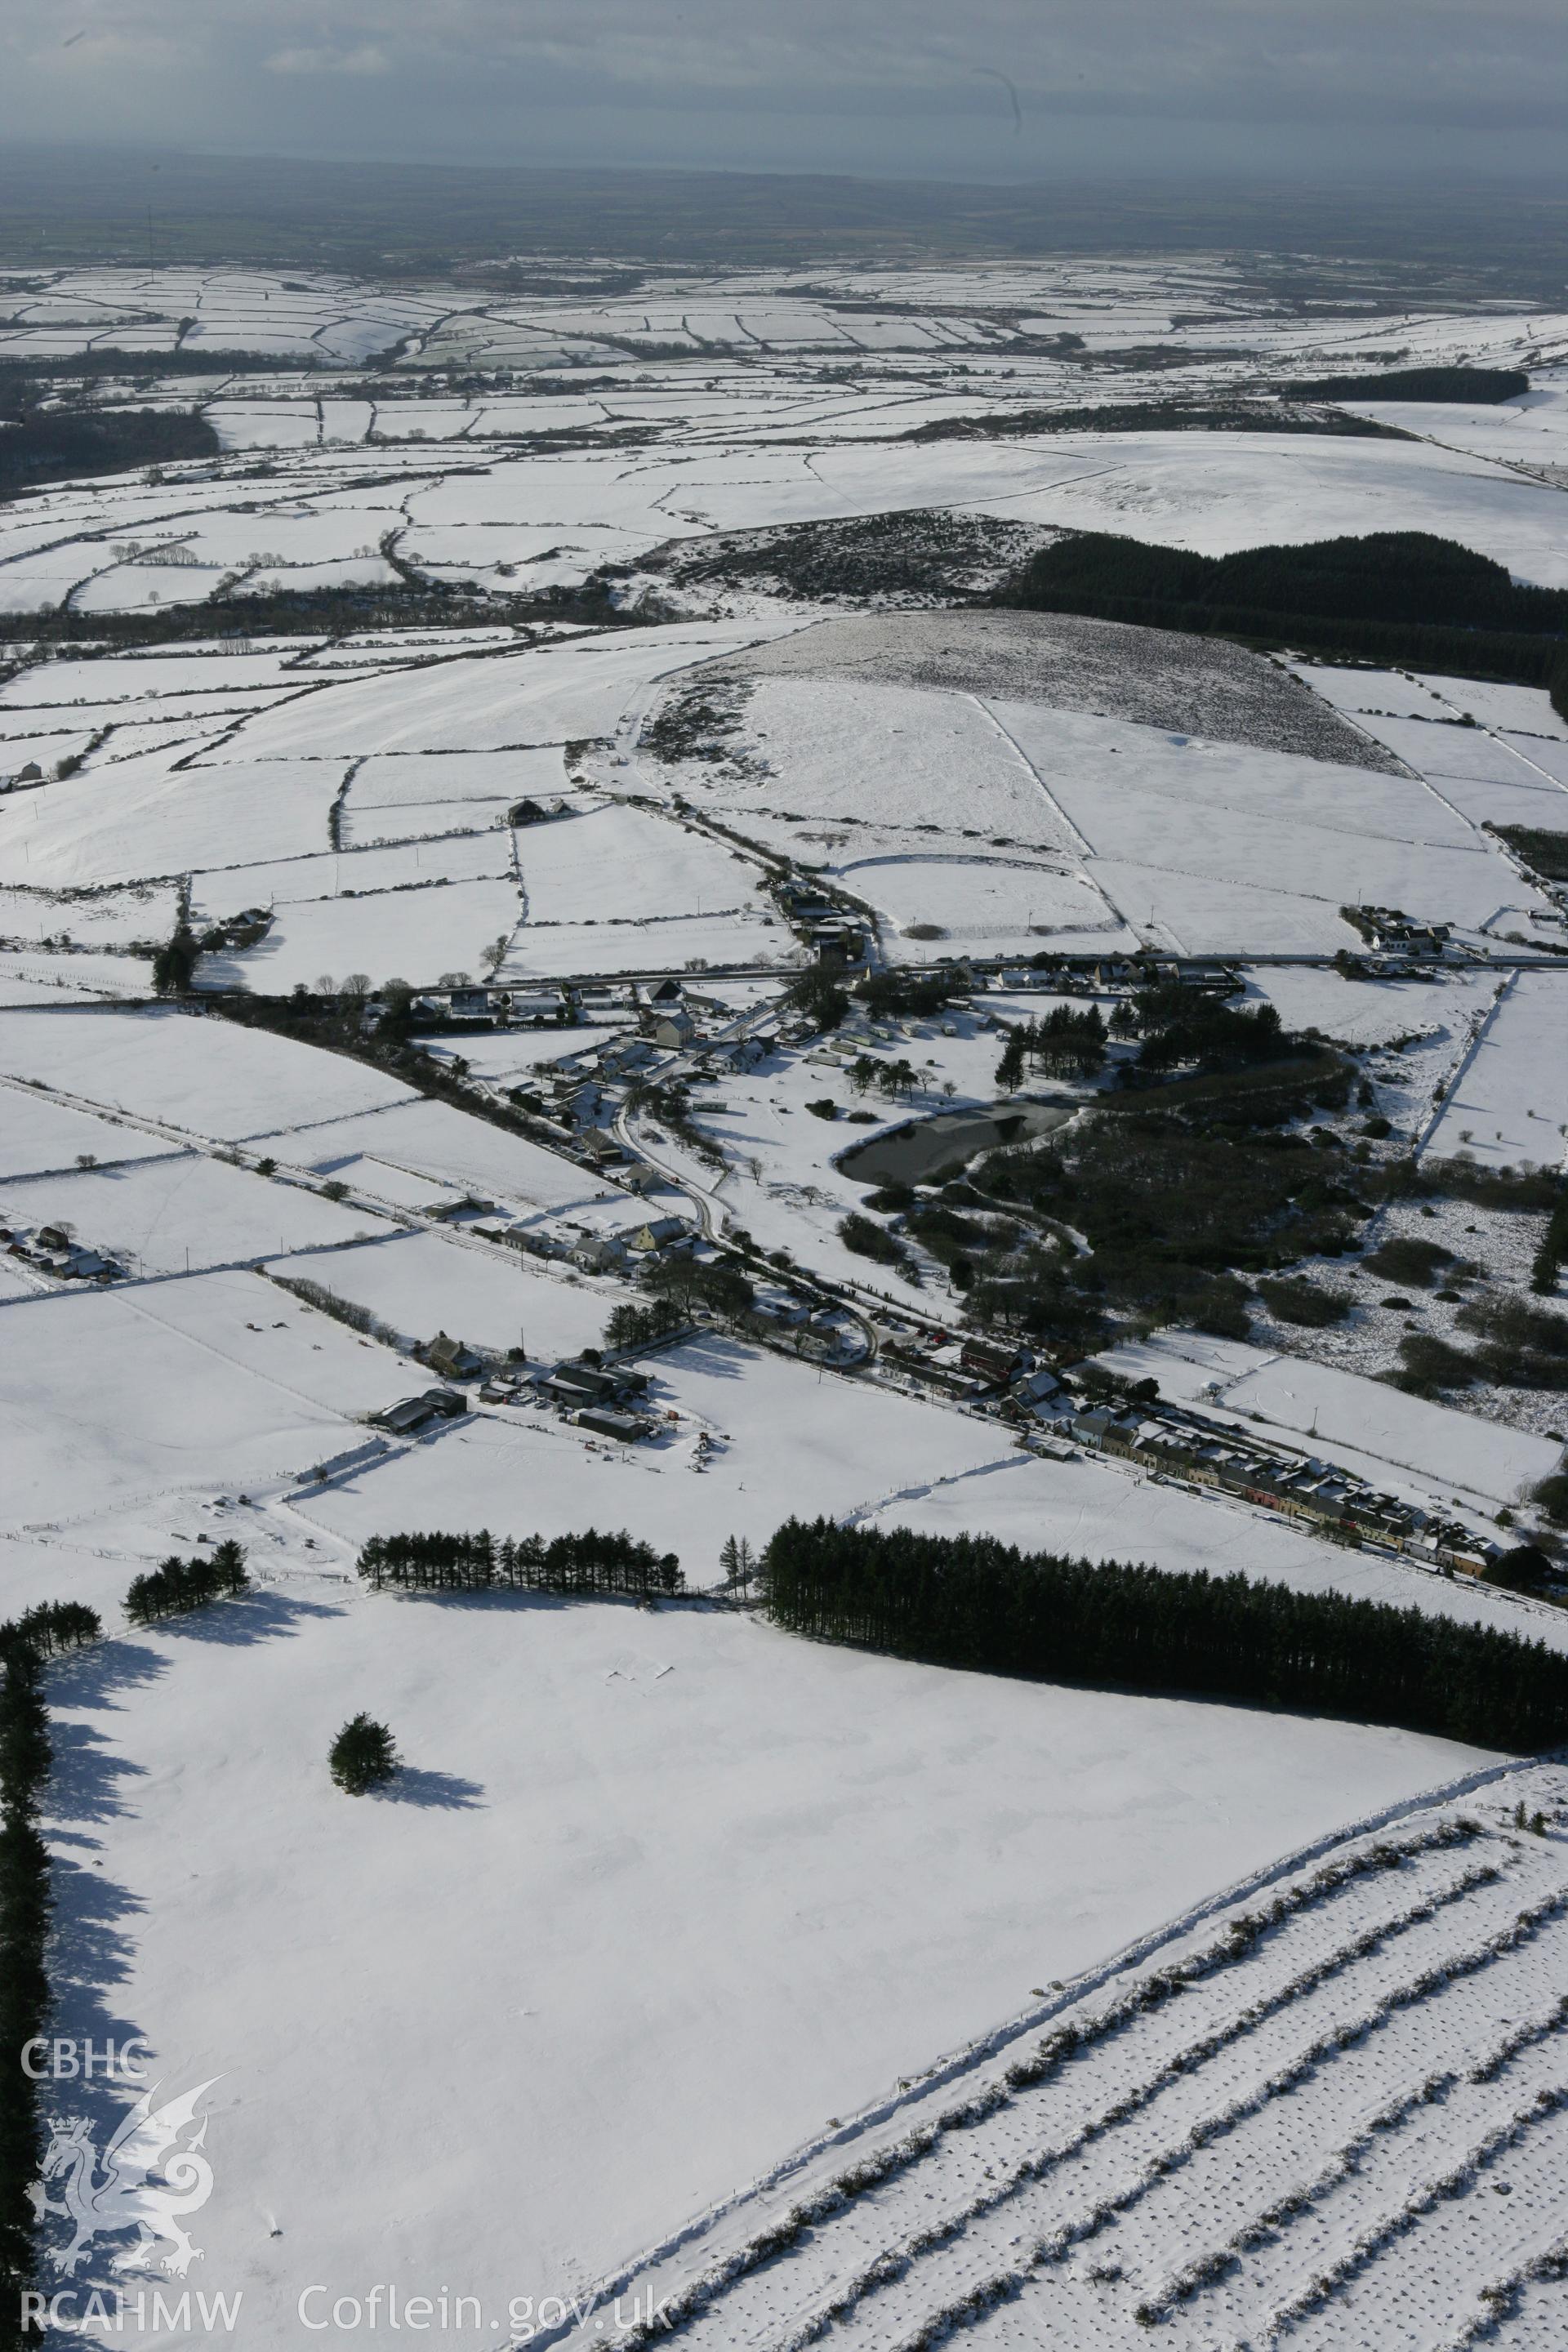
838,1098,1070,1184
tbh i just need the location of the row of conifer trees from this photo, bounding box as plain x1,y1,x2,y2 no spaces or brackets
0,1550,249,2332
760,1517,1568,1752
0,1603,100,1664
356,1528,684,1599
0,1632,53,2338
124,1541,249,1627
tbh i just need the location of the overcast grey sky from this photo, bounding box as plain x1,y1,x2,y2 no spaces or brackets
5,2,1566,181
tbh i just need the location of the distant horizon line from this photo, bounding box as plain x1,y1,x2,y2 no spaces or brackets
7,139,1568,195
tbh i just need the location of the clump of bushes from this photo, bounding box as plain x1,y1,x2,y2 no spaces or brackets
862,1184,915,1214
640,1254,754,1325
1387,1332,1477,1395
151,923,200,996
1483,1545,1554,1593
856,969,958,1021
781,969,849,1031
1362,1235,1453,1287
1532,1197,1568,1298
840,1211,907,1267
1256,1276,1352,1327
1455,1294,1568,1388
1192,1282,1254,1341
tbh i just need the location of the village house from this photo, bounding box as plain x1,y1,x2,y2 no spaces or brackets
425,1194,496,1223
960,1336,1024,1390
568,1233,627,1272
56,1248,122,1283
579,1134,625,1170
625,1215,693,1256
652,1009,698,1049
417,1330,485,1381
596,1037,656,1080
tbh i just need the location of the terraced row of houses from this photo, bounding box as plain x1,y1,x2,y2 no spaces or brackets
1067,1401,1505,1576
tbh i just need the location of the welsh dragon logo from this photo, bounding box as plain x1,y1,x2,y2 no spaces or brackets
29,2079,220,2278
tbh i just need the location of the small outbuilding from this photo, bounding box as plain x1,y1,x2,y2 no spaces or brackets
575,1405,652,1443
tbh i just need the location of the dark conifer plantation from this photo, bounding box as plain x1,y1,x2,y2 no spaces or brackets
356,1528,683,1599
0,1641,51,2334
1283,366,1529,404
1000,528,1568,685
762,1517,1568,1753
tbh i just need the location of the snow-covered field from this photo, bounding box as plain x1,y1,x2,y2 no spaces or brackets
514,804,767,928
38,1575,1502,2350
265,1230,616,1361
1,1149,394,1276
577,1765,1568,2352
252,1097,621,1218
0,1005,412,1136
1423,970,1568,1172
0,1269,411,1541
219,875,527,996
3,258,1568,2350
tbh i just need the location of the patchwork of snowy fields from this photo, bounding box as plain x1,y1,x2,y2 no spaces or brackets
3,256,1567,2351
642,623,1558,961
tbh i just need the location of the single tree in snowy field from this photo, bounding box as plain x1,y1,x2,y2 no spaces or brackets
329,1714,399,1795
